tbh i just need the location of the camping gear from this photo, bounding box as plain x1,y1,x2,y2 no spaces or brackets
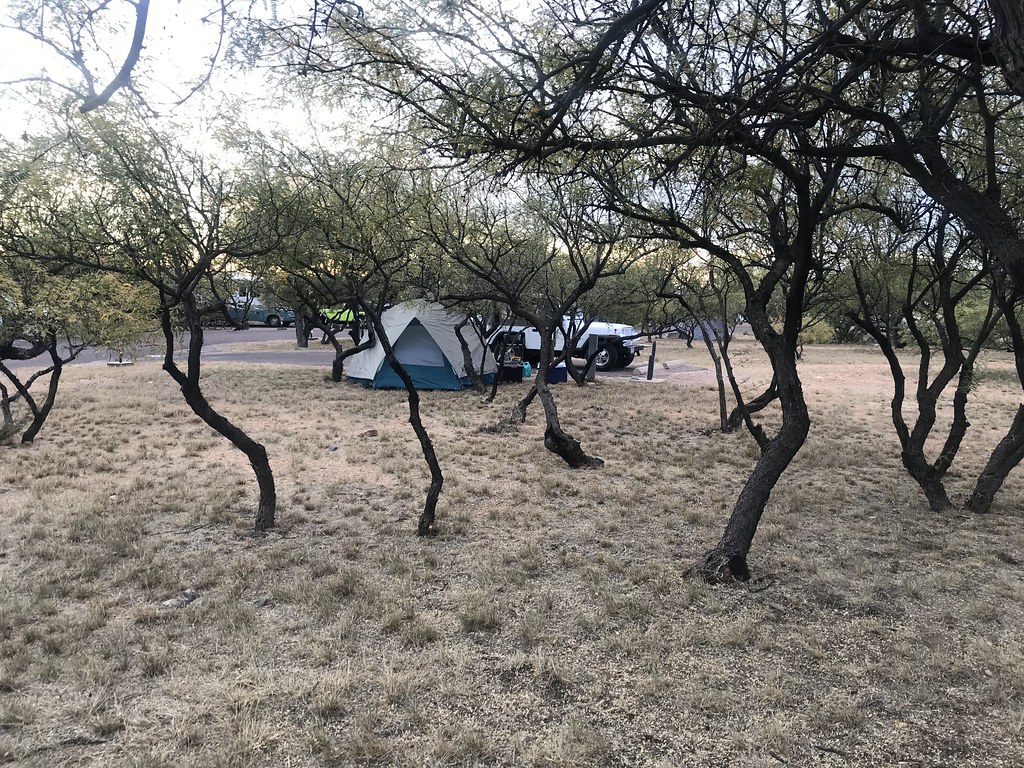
494,330,526,384
500,364,524,383
346,302,498,390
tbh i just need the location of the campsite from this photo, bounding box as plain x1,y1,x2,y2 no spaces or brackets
1,337,1022,767
2,0,1024,765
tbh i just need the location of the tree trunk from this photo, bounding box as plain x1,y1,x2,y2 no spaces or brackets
966,404,1024,513
160,307,277,531
487,335,509,405
0,380,13,433
361,303,443,535
322,326,374,383
901,451,952,512
989,0,1024,98
967,286,1024,513
294,313,311,348
510,385,537,423
454,319,486,392
848,299,969,513
534,329,603,468
175,376,277,530
699,333,809,581
696,322,728,430
20,343,63,444
726,376,778,434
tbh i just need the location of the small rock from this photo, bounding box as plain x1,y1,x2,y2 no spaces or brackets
161,589,200,609
253,596,272,608
358,429,379,438
326,444,338,452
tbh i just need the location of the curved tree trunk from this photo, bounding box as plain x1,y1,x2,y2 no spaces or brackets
0,364,39,442
161,307,277,531
332,332,375,383
699,333,809,581
534,329,603,468
20,343,63,444
509,384,538,424
967,287,1024,513
454,319,486,392
0,334,66,445
726,376,778,433
966,405,1024,513
361,303,443,535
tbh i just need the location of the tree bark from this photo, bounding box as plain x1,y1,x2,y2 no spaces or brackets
694,321,728,430
160,306,277,531
20,341,63,444
510,384,537,424
699,333,809,581
454,318,486,392
0,332,85,444
294,313,311,348
967,404,1024,513
320,325,374,383
726,376,778,434
967,287,1024,513
360,303,443,535
0,381,13,433
989,0,1024,98
534,329,603,468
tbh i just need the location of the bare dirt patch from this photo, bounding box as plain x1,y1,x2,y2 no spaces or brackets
1,344,1022,767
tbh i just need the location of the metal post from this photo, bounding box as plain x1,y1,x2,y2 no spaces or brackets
646,340,657,380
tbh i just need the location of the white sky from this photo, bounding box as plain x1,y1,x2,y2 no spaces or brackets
0,0,323,142
0,0,541,145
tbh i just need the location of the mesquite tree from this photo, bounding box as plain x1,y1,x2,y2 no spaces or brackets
0,256,155,444
841,202,1004,512
425,171,644,468
799,0,1024,513
2,114,292,531
276,148,451,535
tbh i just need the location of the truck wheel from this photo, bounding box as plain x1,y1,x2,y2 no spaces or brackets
595,346,618,371
616,351,635,368
266,315,281,327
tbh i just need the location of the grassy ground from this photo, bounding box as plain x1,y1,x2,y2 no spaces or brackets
1,339,1022,767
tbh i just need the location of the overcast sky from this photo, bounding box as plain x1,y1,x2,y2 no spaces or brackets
0,0,290,141
0,0,542,145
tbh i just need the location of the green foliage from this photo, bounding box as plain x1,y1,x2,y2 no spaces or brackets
798,320,835,346
0,257,158,358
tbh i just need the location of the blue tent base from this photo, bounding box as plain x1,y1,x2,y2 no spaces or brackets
375,360,462,390
349,360,495,391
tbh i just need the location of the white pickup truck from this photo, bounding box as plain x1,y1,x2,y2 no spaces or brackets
489,318,645,371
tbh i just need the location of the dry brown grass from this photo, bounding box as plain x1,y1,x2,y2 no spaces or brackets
1,339,1023,767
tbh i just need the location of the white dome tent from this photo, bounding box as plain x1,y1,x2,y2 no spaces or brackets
346,302,498,390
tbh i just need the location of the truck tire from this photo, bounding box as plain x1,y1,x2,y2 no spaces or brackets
595,345,618,371
266,315,281,327
616,350,635,368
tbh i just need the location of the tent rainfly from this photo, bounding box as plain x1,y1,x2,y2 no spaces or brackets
346,302,498,390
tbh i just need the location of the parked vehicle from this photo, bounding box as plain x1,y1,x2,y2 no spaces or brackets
489,317,645,371
226,297,295,327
